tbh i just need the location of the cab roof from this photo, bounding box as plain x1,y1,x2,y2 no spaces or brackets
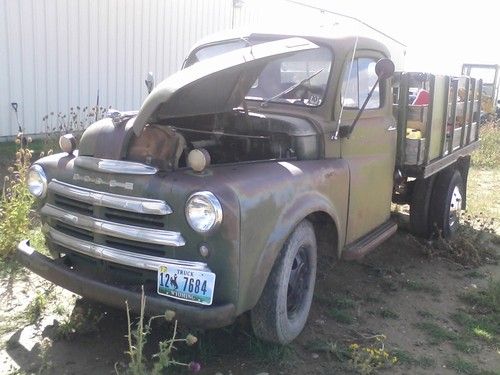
187,26,391,60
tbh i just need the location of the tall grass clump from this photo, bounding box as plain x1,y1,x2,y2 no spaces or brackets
471,123,500,169
0,133,35,258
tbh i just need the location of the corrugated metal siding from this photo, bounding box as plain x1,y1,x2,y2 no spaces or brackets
0,0,234,138
0,0,405,138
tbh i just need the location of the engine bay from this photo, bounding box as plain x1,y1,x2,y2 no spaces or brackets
126,111,319,171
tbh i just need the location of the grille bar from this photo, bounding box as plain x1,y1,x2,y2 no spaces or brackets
48,227,207,271
42,204,185,247
49,179,171,215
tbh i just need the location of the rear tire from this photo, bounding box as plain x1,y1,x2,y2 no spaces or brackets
251,220,317,344
429,168,464,237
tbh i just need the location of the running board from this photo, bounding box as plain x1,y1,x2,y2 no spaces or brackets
342,220,398,261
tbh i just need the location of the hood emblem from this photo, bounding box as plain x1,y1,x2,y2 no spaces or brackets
73,173,134,190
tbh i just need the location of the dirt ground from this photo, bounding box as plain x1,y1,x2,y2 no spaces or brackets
1,225,499,375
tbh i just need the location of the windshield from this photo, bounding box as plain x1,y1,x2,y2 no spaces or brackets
186,40,332,107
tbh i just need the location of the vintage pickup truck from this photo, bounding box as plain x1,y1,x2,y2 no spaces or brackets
17,29,481,344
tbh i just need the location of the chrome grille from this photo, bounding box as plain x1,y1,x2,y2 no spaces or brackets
43,179,192,271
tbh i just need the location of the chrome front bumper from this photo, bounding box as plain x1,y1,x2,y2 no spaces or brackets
16,240,236,328
46,227,208,272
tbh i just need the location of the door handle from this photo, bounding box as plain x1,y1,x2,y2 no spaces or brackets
386,125,397,131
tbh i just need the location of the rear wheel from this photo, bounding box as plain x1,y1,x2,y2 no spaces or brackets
429,168,464,237
251,220,317,344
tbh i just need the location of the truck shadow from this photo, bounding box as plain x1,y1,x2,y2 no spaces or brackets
4,227,499,375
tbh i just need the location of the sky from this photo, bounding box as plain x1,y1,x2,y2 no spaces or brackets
291,0,500,76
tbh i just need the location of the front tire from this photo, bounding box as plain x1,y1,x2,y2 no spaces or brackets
429,168,464,237
251,220,317,344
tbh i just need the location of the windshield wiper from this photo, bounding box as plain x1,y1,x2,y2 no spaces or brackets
260,68,324,107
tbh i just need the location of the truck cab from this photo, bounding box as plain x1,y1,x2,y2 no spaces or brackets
18,29,479,344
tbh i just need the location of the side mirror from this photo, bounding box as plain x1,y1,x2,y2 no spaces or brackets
375,58,395,80
145,72,155,94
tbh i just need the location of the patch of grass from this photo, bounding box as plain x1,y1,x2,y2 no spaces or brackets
465,270,487,279
379,308,399,319
332,296,357,309
446,356,497,375
415,321,457,344
452,338,479,353
401,280,441,296
305,340,349,362
416,310,435,319
246,336,294,364
466,168,500,227
391,349,436,369
471,123,500,169
460,279,500,313
364,295,383,303
451,280,500,347
329,308,354,324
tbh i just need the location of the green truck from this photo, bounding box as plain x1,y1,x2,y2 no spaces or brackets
17,29,481,344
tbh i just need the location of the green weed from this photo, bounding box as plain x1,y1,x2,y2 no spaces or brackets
246,335,293,364
0,134,35,258
26,292,47,324
379,308,399,319
401,280,441,296
416,310,435,319
465,270,486,279
329,308,354,324
332,296,357,309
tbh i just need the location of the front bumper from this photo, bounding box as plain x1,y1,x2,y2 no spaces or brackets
16,239,236,329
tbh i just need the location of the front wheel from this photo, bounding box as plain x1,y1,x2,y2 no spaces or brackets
251,220,317,344
429,168,464,237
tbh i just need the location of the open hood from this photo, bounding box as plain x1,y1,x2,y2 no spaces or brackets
132,37,318,135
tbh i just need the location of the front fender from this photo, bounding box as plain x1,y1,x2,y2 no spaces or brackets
235,159,349,314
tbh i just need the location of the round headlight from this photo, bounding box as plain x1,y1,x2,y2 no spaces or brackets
185,191,223,234
27,165,47,198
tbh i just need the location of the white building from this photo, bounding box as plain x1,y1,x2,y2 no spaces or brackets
0,0,405,139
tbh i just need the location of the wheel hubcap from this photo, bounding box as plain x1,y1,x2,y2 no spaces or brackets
287,246,310,318
449,185,462,228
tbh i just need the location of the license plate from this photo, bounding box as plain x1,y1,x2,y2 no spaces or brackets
157,265,216,306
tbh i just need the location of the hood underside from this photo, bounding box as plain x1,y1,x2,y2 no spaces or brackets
132,37,318,135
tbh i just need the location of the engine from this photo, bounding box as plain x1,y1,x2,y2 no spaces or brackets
126,112,319,171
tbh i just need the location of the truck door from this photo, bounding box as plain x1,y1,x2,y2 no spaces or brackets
338,52,397,244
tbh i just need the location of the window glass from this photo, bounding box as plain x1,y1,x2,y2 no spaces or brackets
185,40,333,107
341,60,359,108
341,57,380,109
247,47,332,107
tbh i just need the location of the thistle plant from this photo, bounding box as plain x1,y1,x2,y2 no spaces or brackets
116,287,201,375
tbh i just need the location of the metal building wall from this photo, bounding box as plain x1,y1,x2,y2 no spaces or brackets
0,0,405,138
0,0,234,138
